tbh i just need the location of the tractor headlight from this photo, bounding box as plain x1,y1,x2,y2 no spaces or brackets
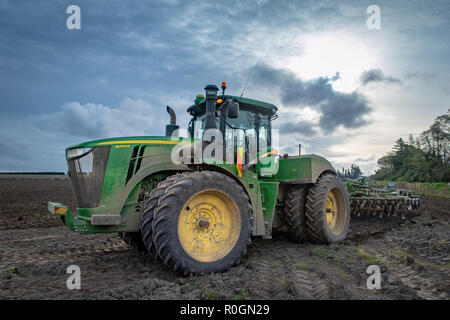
66,147,92,160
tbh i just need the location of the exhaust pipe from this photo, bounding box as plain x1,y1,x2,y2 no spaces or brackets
167,105,176,125
165,106,179,137
204,84,218,131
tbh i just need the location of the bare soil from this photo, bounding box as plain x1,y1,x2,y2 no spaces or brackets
0,179,448,300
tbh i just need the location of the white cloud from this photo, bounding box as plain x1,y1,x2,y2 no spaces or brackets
39,98,164,140
0,98,176,171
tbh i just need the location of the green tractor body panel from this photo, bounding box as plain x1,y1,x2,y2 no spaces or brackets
262,155,336,184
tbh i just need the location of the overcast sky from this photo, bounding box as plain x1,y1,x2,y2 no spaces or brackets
0,0,449,173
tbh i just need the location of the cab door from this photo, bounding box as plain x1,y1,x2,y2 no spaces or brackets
256,114,279,177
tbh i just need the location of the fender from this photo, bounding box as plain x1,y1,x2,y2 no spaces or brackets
264,154,337,184
122,154,192,207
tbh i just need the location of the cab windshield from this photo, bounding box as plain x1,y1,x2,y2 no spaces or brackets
193,110,271,146
190,107,272,165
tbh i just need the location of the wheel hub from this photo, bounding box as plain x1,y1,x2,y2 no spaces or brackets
197,218,210,230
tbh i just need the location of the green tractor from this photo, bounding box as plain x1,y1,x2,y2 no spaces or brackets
48,83,351,275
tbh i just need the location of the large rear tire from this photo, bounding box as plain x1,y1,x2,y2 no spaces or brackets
152,171,252,275
283,185,309,242
305,174,350,243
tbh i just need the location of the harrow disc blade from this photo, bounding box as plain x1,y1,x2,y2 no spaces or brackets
349,196,420,219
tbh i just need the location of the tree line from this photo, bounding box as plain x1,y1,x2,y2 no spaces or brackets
338,164,363,180
372,109,449,182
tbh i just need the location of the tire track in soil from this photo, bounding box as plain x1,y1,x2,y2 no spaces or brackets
0,223,182,300
314,259,390,300
384,224,450,264
248,240,394,300
0,239,130,270
382,225,449,300
0,227,134,269
1,246,170,300
0,226,67,241
283,250,329,300
0,224,183,299
250,258,290,299
284,246,391,300
250,243,329,300
365,240,448,300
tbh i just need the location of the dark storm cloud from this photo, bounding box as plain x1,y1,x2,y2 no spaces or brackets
1,0,450,171
0,0,315,114
359,69,402,85
250,63,372,133
279,121,317,137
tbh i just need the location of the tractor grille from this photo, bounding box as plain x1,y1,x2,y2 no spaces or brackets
67,146,110,208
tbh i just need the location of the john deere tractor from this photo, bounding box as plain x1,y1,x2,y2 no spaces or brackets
48,83,351,275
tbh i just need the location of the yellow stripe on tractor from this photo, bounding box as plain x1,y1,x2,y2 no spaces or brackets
98,140,189,146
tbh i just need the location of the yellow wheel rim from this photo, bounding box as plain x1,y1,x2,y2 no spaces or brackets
326,191,338,230
325,188,346,235
178,189,241,263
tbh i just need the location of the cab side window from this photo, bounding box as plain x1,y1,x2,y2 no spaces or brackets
224,109,271,164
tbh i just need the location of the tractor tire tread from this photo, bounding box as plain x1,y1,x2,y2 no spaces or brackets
283,185,309,242
152,171,252,276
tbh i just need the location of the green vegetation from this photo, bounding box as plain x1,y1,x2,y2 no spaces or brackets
434,240,449,249
9,268,19,275
371,180,450,198
336,270,349,280
392,248,408,264
296,259,315,270
372,110,449,183
357,248,381,265
233,288,250,300
205,290,220,300
338,164,363,179
187,279,197,287
313,246,330,257
296,262,308,270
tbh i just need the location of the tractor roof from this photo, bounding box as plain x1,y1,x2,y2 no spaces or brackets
187,94,278,117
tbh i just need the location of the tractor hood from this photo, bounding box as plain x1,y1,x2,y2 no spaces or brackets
65,136,193,209
66,136,191,150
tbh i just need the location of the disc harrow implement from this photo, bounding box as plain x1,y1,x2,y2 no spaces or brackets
344,179,420,219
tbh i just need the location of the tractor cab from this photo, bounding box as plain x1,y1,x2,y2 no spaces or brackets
187,94,277,137
182,83,278,173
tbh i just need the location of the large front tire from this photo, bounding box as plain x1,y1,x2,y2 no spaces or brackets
118,231,146,252
152,171,252,275
305,174,350,243
140,174,179,261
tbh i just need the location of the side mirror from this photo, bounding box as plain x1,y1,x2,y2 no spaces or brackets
227,101,239,119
